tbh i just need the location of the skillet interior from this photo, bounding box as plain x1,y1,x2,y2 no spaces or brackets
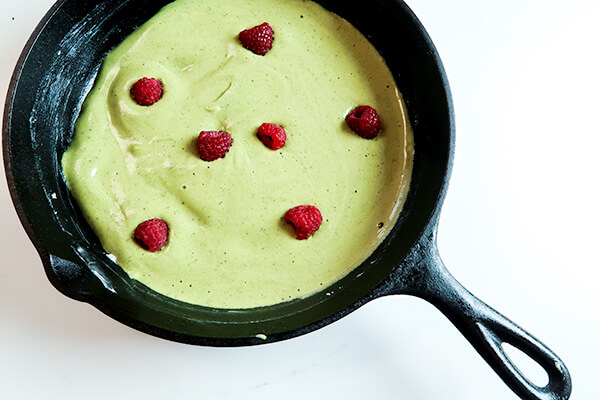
3,0,452,344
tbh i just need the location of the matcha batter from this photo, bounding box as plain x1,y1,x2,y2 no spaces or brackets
62,0,414,308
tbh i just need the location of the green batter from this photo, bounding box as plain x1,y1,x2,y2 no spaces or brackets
62,0,414,308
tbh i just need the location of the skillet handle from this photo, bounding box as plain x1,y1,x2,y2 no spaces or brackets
398,234,572,400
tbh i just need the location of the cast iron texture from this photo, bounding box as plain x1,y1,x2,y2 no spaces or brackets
3,1,571,399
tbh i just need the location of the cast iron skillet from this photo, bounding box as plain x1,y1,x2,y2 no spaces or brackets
3,1,571,399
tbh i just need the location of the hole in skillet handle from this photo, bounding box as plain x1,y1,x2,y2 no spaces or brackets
502,343,549,388
475,317,571,400
391,230,572,400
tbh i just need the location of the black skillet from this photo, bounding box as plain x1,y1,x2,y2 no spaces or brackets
3,1,572,399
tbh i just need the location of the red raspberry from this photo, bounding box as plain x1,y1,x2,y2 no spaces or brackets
284,206,323,240
130,78,163,106
197,131,233,161
239,22,274,56
134,218,168,252
345,105,382,139
257,123,287,150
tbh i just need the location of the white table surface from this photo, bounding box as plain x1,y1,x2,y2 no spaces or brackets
1,1,598,399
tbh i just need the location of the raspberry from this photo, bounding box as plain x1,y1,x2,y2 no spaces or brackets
130,78,163,106
197,131,233,161
239,22,274,56
134,218,168,252
284,205,323,240
257,123,287,150
345,105,382,139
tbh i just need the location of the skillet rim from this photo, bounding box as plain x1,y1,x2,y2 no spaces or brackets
2,0,455,346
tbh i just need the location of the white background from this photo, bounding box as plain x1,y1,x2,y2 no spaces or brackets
1,0,598,399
